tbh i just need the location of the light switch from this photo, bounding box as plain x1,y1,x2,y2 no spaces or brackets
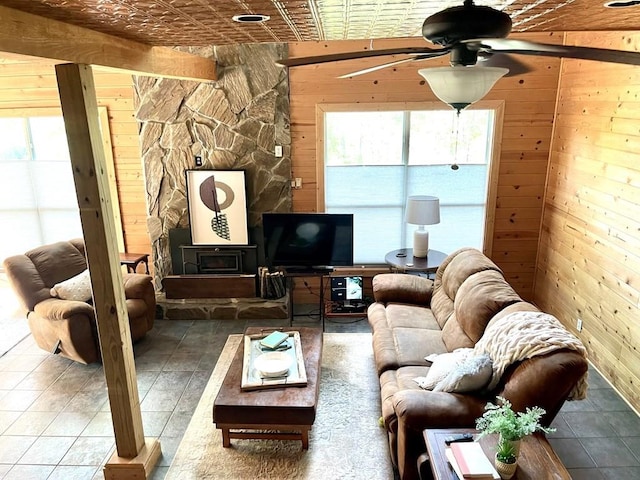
275,145,283,157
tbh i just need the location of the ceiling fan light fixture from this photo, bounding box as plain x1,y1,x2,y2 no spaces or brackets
418,66,509,113
232,14,270,23
603,0,640,6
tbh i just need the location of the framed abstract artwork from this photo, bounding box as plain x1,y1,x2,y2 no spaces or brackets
185,169,249,245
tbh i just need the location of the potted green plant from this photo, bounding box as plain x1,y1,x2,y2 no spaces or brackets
494,438,517,479
476,396,555,479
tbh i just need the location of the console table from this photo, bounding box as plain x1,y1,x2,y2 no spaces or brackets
422,428,570,480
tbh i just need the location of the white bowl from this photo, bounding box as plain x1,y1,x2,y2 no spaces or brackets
254,351,292,378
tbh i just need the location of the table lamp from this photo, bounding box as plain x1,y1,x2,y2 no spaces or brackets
406,195,440,258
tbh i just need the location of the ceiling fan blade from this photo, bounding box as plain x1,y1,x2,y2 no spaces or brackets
478,53,533,77
277,46,447,67
338,50,449,78
466,38,640,66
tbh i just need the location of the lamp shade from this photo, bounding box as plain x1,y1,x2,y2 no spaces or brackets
418,66,509,112
406,195,440,226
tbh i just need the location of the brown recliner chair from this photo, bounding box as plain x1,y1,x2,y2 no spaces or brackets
3,238,155,364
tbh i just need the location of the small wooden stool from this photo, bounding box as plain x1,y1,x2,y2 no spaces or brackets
119,253,150,274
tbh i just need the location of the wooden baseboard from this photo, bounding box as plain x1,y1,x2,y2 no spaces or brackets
162,274,257,299
103,438,161,480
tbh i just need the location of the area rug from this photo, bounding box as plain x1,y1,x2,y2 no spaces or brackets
165,332,394,480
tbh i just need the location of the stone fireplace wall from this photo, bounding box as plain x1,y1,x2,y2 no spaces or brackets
133,43,292,288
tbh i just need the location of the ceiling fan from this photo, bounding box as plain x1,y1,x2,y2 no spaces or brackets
277,0,640,110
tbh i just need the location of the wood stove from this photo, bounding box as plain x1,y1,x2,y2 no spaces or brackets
178,245,257,275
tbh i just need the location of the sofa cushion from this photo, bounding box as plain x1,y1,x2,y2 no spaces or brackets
369,302,446,375
440,312,475,350
489,301,540,323
372,273,433,305
27,240,87,287
373,326,448,374
430,248,503,329
394,327,448,367
437,248,503,305
386,304,440,330
442,270,522,350
50,269,92,302
430,287,455,329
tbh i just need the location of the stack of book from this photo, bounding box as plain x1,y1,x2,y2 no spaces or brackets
446,442,500,479
259,267,286,299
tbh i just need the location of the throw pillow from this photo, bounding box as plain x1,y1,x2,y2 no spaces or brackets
433,353,493,393
50,269,92,302
414,348,474,390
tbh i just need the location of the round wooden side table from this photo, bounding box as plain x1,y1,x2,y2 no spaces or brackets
384,248,447,274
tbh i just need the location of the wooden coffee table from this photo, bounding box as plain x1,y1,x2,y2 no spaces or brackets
423,428,570,480
213,327,322,449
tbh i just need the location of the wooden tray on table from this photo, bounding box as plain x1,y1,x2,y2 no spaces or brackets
241,330,308,391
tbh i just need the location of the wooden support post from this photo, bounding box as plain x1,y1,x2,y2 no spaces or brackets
55,63,160,479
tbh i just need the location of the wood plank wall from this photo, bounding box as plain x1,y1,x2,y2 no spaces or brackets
0,57,151,259
533,31,640,412
288,34,562,299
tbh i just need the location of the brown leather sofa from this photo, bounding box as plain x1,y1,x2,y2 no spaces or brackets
367,247,588,480
3,239,155,364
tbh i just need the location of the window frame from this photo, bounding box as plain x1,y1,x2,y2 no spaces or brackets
316,101,505,257
0,106,124,256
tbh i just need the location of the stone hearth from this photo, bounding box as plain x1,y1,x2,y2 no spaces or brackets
133,43,292,290
156,292,289,321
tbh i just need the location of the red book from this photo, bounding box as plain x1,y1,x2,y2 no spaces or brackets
450,442,497,479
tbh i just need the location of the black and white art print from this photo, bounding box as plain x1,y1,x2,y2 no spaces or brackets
186,169,249,245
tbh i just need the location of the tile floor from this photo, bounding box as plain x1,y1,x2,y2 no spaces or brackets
0,305,638,479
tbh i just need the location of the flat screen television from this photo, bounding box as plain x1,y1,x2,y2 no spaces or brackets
262,213,354,270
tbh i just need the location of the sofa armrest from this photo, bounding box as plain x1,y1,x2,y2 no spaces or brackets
123,273,153,299
33,297,95,320
123,273,156,333
372,273,434,305
393,390,488,480
497,350,588,423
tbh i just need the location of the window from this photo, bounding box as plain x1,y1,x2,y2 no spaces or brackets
0,114,83,261
322,105,500,264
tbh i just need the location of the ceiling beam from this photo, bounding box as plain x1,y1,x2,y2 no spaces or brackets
0,5,216,81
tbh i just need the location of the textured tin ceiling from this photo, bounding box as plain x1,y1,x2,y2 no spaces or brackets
1,0,639,46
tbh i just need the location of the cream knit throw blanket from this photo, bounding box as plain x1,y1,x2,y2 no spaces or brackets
474,311,588,400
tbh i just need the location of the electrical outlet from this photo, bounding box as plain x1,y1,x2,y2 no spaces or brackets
195,155,203,166
577,318,583,332
275,145,283,157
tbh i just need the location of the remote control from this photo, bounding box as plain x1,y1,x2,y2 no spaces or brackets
444,433,474,445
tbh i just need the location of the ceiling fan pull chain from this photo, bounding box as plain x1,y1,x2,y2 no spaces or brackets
451,111,460,170
464,113,471,165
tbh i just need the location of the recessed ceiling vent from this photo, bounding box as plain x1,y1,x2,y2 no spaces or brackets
232,14,270,23
604,0,640,7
